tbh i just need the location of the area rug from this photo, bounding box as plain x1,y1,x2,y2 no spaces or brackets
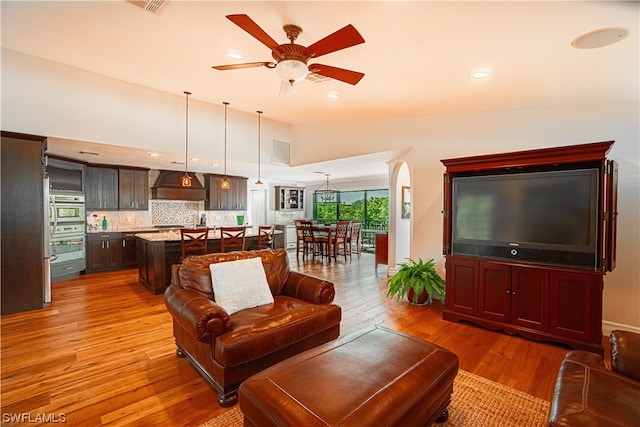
199,369,550,427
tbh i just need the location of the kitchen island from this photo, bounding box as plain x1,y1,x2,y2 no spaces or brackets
136,228,284,294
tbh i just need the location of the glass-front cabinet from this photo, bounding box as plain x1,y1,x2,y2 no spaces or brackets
275,186,304,210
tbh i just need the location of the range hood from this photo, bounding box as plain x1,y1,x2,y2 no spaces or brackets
151,171,206,200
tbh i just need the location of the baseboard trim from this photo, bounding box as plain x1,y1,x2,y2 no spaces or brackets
602,321,640,336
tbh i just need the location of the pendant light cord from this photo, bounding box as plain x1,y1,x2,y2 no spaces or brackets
184,91,190,174
257,110,263,184
223,101,229,177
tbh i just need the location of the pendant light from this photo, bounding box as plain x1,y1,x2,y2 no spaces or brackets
255,110,263,188
220,101,231,190
180,91,192,187
314,173,340,202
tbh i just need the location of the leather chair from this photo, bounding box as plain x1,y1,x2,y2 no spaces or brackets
219,226,246,252
164,248,341,406
548,330,640,426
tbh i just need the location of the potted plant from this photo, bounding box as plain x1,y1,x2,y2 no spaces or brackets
386,258,445,305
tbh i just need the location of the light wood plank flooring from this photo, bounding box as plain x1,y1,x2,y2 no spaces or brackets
1,251,587,426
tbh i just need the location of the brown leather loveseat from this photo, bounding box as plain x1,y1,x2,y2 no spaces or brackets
548,330,640,426
164,248,341,406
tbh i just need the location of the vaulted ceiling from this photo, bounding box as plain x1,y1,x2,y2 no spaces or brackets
2,1,637,181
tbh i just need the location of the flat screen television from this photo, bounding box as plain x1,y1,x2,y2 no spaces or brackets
451,168,599,269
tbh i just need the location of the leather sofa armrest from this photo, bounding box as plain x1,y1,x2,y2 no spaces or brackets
281,271,336,304
611,330,640,382
164,284,232,344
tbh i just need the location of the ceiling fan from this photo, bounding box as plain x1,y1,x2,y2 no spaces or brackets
212,14,365,94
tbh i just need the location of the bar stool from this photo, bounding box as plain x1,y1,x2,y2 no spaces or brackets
180,228,209,261
219,226,246,252
257,225,275,249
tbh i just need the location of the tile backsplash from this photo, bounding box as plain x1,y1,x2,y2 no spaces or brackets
152,200,202,225
86,200,248,230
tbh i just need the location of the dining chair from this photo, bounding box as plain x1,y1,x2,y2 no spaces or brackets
349,221,363,258
295,219,307,258
333,221,351,261
257,225,275,249
308,221,331,261
219,226,246,252
180,228,209,261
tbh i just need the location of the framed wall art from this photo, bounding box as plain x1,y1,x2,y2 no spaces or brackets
402,186,411,219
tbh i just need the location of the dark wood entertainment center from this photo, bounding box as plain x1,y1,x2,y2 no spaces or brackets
441,141,618,355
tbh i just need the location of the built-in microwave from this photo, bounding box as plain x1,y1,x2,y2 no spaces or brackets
49,193,85,224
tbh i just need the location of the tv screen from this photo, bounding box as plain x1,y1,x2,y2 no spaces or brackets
451,168,599,269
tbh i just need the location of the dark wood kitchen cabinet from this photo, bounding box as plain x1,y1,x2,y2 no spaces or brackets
204,174,247,210
1,132,46,314
121,233,138,267
86,166,119,210
118,168,149,210
86,233,123,272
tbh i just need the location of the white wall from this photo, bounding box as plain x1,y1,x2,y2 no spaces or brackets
292,104,640,332
3,48,638,332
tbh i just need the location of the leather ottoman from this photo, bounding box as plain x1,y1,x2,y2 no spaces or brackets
239,325,459,427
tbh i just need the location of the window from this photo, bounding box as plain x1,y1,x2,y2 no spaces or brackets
313,189,389,250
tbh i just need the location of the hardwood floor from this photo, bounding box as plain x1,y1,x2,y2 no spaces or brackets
1,251,585,426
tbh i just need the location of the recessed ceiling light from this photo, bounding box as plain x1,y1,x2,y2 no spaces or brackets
148,152,160,157
228,51,243,60
572,27,629,49
190,157,200,162
471,70,491,79
327,91,340,100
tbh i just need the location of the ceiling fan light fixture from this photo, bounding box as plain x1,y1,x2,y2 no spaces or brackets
276,59,308,84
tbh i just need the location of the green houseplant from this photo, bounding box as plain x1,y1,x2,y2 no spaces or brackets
386,258,445,305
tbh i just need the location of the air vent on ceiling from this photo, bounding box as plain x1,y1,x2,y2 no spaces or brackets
306,73,333,84
272,140,291,165
127,0,167,15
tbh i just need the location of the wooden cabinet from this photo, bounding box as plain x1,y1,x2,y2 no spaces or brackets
204,174,248,210
441,142,616,355
86,166,119,210
445,256,602,353
1,132,46,314
375,232,388,270
86,233,123,272
118,168,149,210
121,233,138,267
275,186,305,210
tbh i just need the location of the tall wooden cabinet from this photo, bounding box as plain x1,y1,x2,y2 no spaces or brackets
1,132,46,314
441,142,617,355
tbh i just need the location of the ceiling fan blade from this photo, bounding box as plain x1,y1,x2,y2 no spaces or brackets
304,24,365,58
308,63,365,85
212,62,272,71
226,14,283,53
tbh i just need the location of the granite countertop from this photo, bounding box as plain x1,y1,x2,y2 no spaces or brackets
135,228,282,242
87,226,160,234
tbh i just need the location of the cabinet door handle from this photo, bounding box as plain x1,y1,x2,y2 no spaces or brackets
106,241,110,249
123,240,126,248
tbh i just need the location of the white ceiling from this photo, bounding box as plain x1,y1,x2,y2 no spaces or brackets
1,1,637,183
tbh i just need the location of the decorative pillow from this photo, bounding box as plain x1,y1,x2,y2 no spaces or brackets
209,257,274,315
